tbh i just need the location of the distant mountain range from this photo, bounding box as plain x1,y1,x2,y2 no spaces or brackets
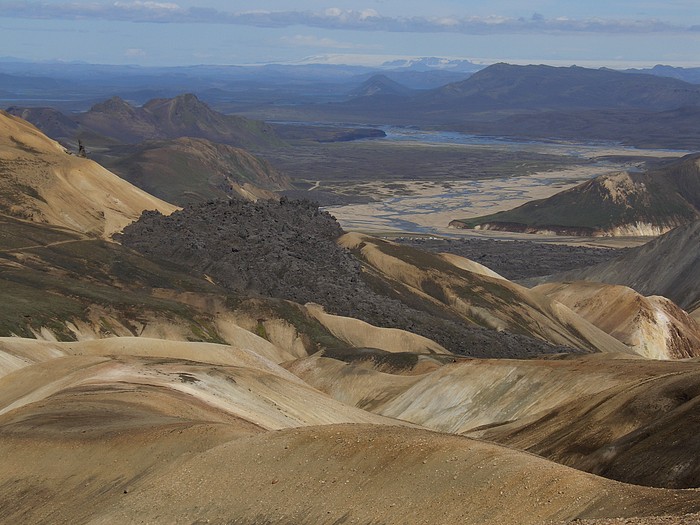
625,64,700,84
417,63,700,112
228,63,700,148
8,94,283,149
338,63,700,118
450,154,700,236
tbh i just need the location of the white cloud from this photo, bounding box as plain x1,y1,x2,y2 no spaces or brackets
359,9,379,20
324,8,343,18
113,1,181,10
1,2,692,35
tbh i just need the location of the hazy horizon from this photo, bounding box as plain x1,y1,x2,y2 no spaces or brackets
1,1,700,68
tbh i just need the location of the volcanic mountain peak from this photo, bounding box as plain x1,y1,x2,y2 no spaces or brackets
350,74,414,98
94,93,283,147
142,92,214,121
89,95,139,114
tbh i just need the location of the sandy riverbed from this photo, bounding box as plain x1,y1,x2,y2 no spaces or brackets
324,163,677,248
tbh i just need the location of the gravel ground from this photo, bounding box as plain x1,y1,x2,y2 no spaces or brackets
397,237,626,280
567,513,700,524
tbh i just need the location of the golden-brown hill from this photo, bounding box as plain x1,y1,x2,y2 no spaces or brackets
0,110,175,238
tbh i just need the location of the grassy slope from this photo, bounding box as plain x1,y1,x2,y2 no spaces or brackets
0,215,345,350
101,137,291,205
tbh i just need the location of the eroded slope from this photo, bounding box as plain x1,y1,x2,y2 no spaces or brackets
0,110,175,238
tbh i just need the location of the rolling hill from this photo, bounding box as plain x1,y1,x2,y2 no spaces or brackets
473,357,700,489
450,154,700,236
291,351,700,489
532,281,700,360
4,351,700,525
99,137,292,205
529,220,700,313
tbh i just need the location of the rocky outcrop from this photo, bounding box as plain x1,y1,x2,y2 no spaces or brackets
120,199,581,358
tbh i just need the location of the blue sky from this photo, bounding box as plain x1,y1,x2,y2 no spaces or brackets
1,1,700,67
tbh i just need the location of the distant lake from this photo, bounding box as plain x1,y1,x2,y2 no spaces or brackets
373,126,692,157
273,120,692,156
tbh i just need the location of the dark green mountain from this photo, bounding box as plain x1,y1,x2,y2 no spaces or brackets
100,137,292,205
419,63,700,112
451,154,700,236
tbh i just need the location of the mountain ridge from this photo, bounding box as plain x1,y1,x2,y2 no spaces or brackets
8,93,284,149
419,63,700,112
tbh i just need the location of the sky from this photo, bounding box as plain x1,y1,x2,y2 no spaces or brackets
1,1,700,68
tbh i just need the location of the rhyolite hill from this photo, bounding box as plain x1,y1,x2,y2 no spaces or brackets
529,220,700,313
